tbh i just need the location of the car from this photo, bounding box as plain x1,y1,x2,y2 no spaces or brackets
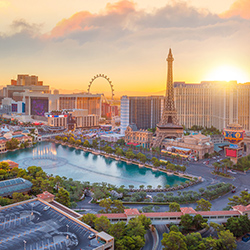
88,233,95,240
43,206,50,211
245,188,248,191
231,189,236,193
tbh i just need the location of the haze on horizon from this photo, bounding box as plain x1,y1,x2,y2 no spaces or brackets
0,0,249,95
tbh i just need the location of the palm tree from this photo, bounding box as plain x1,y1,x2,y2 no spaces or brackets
212,162,220,173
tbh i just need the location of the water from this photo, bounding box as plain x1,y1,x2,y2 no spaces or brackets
0,142,187,188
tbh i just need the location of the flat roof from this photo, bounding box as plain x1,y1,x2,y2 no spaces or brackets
0,178,32,197
0,199,109,250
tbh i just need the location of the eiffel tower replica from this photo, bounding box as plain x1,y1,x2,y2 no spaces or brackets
153,48,183,148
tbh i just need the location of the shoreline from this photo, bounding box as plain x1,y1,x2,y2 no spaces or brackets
50,139,202,191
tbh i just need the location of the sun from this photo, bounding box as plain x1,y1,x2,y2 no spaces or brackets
206,65,248,83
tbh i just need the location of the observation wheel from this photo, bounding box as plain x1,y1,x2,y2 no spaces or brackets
87,74,114,100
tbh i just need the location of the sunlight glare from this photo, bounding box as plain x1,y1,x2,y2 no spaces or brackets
206,65,248,83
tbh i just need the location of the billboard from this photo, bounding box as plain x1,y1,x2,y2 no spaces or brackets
12,104,17,112
31,97,49,116
226,148,237,158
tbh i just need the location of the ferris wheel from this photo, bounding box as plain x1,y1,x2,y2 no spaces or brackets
87,74,114,101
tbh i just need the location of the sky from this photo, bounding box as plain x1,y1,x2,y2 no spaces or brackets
0,0,250,95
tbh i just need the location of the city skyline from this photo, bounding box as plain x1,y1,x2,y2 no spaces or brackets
0,0,250,94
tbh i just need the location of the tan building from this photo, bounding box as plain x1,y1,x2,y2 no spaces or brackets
2,74,50,102
1,160,19,169
161,133,214,159
0,140,7,153
24,92,101,117
47,109,99,129
125,124,153,148
174,81,250,132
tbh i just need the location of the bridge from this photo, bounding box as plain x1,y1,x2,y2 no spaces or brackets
96,205,250,225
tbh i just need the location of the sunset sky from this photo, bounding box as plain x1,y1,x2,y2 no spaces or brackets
0,0,250,95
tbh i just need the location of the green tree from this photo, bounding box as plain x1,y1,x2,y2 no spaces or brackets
169,202,181,212
185,233,203,249
83,140,90,147
193,214,207,230
92,139,98,149
217,230,236,250
94,216,111,232
108,221,126,240
226,215,250,237
127,217,146,238
162,231,187,250
75,139,81,145
99,198,113,213
0,162,9,170
55,188,71,207
138,214,151,230
69,137,75,144
180,214,193,231
196,198,212,211
115,147,124,156
81,213,97,228
228,190,250,206
112,200,125,213
116,235,144,250
6,138,19,150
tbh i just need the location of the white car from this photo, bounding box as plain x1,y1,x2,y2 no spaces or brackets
43,206,50,211
88,233,95,240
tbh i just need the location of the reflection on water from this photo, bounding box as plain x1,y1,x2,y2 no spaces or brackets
0,142,188,188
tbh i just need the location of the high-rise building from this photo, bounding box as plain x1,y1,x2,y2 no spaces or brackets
120,95,164,134
174,81,250,131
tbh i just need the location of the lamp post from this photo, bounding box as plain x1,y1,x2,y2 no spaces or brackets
66,224,69,239
23,240,26,250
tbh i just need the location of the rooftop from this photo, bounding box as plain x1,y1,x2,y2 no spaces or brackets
36,191,55,200
0,178,32,197
181,207,197,214
0,199,111,250
124,208,140,216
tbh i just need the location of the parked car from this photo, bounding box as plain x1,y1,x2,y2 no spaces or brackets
88,233,95,240
43,206,50,211
231,189,236,193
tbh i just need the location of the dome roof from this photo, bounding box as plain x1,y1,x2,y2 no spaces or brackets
3,132,13,140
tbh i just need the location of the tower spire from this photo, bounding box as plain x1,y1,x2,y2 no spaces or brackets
153,48,183,148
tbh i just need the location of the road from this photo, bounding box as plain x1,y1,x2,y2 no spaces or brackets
154,225,169,250
142,230,154,250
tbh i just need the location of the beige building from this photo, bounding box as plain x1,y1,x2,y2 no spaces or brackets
2,74,50,102
174,81,250,131
161,133,214,159
125,124,153,148
24,92,102,117
47,109,99,129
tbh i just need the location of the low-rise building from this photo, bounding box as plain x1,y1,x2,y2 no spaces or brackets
0,178,32,197
161,133,214,159
124,124,153,148
1,160,19,169
210,134,224,144
47,109,99,130
0,197,114,250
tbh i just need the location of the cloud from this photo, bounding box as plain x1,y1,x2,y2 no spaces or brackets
48,0,136,39
220,0,250,20
10,19,43,35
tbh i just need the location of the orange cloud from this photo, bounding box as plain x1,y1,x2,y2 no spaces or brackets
220,0,250,19
48,11,94,38
48,0,136,38
105,0,136,14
